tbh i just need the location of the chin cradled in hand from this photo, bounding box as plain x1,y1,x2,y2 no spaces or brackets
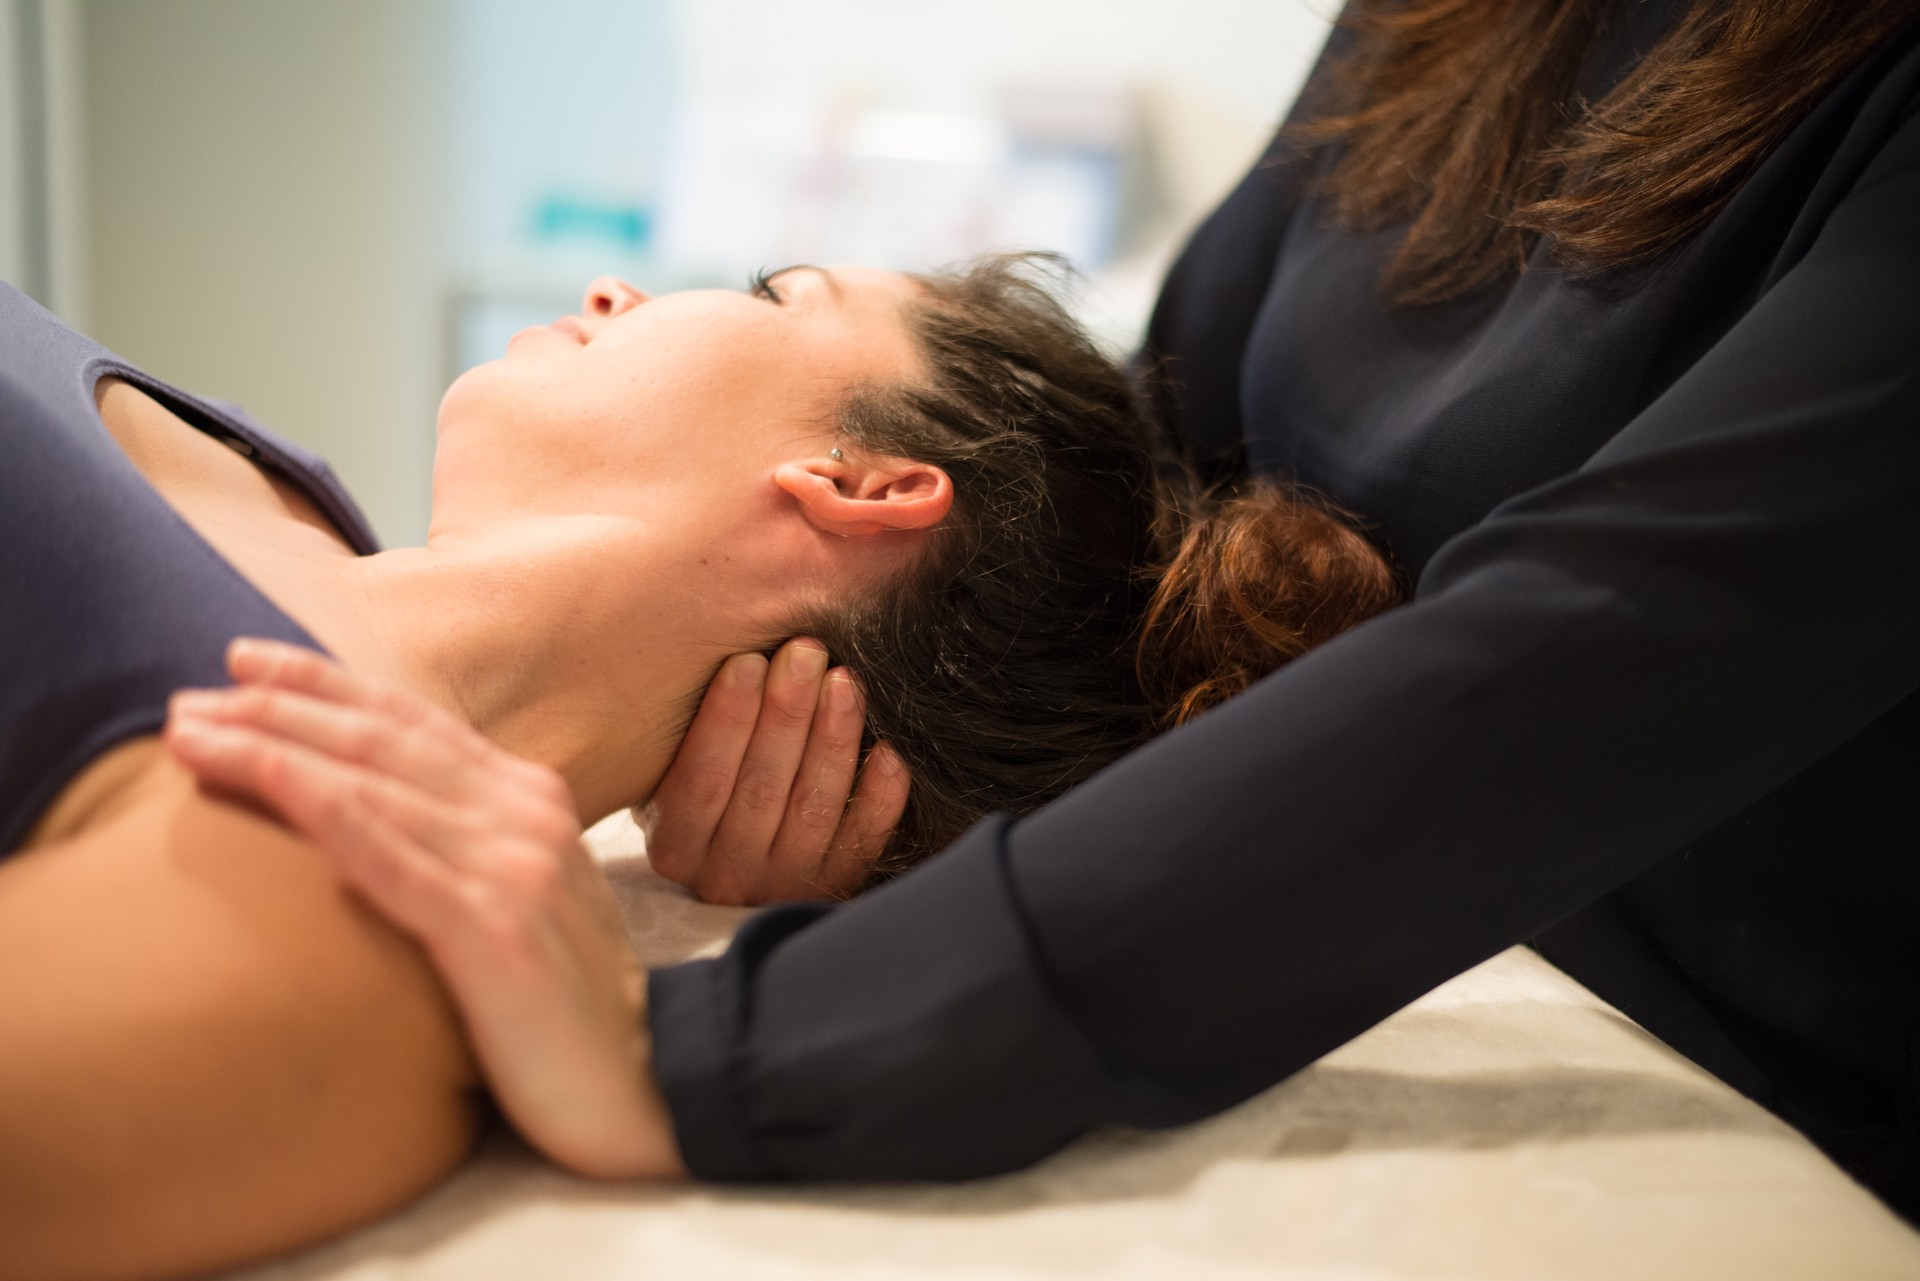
165,637,685,1182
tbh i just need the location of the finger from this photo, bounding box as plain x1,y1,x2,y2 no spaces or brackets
169,710,469,856
171,701,578,865
640,652,768,883
224,638,573,807
699,640,830,903
226,637,437,730
165,710,282,801
166,715,469,940
762,667,864,899
818,741,910,898
171,684,474,802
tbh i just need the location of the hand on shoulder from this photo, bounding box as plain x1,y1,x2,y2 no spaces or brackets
166,638,686,1181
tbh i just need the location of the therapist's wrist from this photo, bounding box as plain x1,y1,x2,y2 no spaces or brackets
622,1012,692,1182
530,991,689,1182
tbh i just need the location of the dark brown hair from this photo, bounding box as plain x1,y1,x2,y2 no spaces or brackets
1298,0,1920,306
795,256,1401,876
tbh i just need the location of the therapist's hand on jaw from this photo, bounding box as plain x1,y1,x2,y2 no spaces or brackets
640,636,910,906
163,638,687,1182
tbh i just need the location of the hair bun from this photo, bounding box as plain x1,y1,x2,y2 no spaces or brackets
1137,480,1402,730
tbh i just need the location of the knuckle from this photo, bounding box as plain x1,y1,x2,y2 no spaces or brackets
230,684,276,718
279,646,324,678
308,784,349,829
674,765,736,814
763,684,818,730
788,785,843,831
739,877,783,907
445,808,487,845
344,717,387,761
823,862,874,901
649,846,695,884
752,853,808,900
252,741,292,790
525,762,574,809
820,726,862,760
350,769,386,809
691,867,746,908
835,814,893,859
732,769,791,816
379,685,434,726
405,716,450,758
471,895,535,958
713,693,763,733
526,806,580,851
510,849,563,902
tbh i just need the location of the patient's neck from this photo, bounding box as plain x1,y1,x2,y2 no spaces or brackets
337,524,734,826
94,375,741,824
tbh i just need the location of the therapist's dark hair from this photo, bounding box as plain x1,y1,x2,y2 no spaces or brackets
794,254,1401,879
1300,0,1920,307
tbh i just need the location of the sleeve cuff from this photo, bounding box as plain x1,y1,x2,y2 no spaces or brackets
648,902,831,1181
647,815,1130,1181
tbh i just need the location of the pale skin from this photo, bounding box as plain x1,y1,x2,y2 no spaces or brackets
0,266,931,1279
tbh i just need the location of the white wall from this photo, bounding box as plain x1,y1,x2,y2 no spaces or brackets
82,0,452,545
0,0,30,293
2,0,89,323
452,0,674,270
678,0,1329,121
673,0,1332,226
663,0,1333,344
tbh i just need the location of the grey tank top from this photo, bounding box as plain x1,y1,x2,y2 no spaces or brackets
0,283,380,853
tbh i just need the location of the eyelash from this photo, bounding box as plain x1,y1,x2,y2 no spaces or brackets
748,267,785,304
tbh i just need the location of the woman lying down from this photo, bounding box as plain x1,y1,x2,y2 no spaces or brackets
0,256,1398,1279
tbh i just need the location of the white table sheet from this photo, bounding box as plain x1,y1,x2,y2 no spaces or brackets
225,814,1920,1281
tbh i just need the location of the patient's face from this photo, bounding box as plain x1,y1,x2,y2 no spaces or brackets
433,265,924,535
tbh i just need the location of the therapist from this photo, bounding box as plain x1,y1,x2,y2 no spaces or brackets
186,0,1920,1222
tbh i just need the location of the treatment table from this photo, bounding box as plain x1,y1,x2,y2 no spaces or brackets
224,814,1920,1281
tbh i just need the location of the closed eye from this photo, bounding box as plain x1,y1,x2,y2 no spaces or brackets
748,266,786,305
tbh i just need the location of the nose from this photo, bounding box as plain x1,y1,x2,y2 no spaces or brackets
583,276,649,318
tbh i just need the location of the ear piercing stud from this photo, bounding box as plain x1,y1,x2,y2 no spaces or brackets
829,447,844,461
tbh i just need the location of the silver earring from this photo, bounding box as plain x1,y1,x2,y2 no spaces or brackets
829,447,844,461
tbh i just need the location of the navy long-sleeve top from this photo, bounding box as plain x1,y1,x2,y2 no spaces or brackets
649,6,1920,1212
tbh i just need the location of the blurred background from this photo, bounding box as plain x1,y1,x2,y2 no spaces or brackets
1,0,1333,545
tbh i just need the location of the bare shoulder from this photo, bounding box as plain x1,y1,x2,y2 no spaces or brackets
0,743,482,1280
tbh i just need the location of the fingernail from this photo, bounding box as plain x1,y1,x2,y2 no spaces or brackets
732,653,768,688
790,643,827,680
827,670,858,711
228,635,291,677
167,716,210,747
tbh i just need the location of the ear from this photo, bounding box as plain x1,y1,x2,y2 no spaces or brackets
774,452,954,538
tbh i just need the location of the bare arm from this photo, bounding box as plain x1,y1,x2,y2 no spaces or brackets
0,753,481,1281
